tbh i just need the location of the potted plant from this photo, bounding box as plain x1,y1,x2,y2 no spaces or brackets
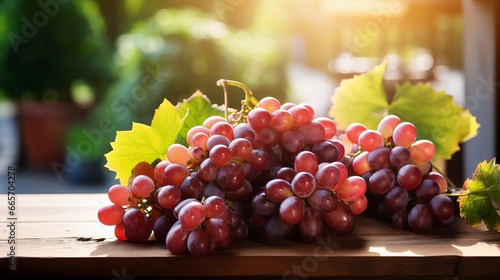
0,0,115,171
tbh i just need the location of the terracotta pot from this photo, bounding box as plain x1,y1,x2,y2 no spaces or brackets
17,102,88,171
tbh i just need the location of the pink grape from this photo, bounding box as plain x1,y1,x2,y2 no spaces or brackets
392,122,417,147
265,179,294,203
410,139,436,162
108,184,132,206
270,109,294,132
259,96,281,113
202,116,226,129
331,162,348,190
163,163,190,187
131,175,155,198
294,151,319,175
291,172,317,198
247,107,272,131
186,125,210,147
348,195,368,215
289,104,312,126
229,138,253,162
377,114,401,140
167,143,194,166
178,201,206,230
358,129,385,152
192,132,209,150
153,160,170,185
314,117,337,139
98,204,125,226
209,144,232,167
352,151,371,176
346,123,367,145
336,176,367,202
315,163,340,189
156,185,182,208
279,196,306,225
210,121,234,141
202,196,225,219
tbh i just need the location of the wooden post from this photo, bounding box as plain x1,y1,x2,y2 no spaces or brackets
462,0,497,180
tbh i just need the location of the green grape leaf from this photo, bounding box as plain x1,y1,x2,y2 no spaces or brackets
328,60,480,160
329,60,389,130
175,90,225,146
458,158,500,231
104,99,185,185
389,82,480,159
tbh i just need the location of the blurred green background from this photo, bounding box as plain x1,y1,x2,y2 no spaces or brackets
0,0,464,186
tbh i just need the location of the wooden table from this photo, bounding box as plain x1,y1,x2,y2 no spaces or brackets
1,193,499,279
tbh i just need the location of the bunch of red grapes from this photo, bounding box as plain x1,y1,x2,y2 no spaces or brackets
97,96,455,256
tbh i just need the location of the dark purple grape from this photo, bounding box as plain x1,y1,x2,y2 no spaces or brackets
279,196,306,225
124,217,153,243
368,147,391,170
311,140,340,163
205,218,232,251
153,215,174,243
408,204,432,233
179,175,204,200
368,168,396,195
265,214,294,241
415,179,441,203
306,189,338,213
232,220,249,241
251,192,279,217
391,210,409,230
383,185,409,213
322,200,355,235
280,127,305,153
390,146,411,169
275,167,297,183
429,195,455,222
397,164,422,191
187,228,214,256
297,207,324,243
216,161,245,191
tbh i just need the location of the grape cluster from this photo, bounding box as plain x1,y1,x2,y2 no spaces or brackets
97,94,456,256
343,115,455,233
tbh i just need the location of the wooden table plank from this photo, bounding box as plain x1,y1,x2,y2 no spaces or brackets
1,193,500,279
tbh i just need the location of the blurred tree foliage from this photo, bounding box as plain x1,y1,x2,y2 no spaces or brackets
0,0,115,103
67,6,289,180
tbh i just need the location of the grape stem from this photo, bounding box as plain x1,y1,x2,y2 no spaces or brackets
429,161,468,196
216,79,259,123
